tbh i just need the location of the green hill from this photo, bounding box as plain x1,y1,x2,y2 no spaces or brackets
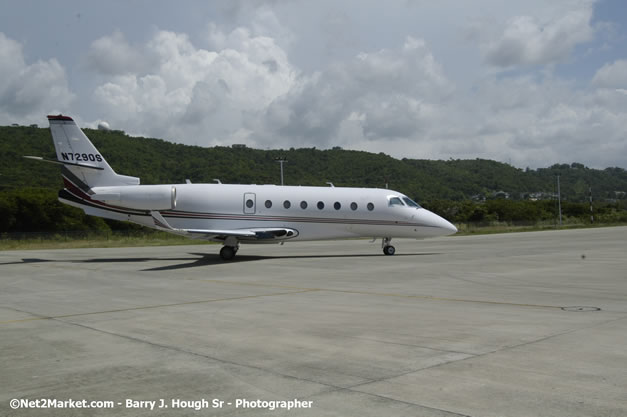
1,125,626,233
3,125,626,200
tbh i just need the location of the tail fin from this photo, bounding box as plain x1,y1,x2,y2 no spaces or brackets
47,115,139,189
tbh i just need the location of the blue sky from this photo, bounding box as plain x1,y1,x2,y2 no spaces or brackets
1,0,626,168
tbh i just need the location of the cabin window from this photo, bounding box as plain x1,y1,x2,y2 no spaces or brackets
283,200,291,209
367,202,374,211
246,199,254,209
350,202,358,211
265,200,272,209
388,197,404,207
300,201,308,209
317,201,325,210
402,197,421,208
334,202,341,210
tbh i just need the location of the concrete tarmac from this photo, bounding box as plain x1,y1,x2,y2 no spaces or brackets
1,226,626,416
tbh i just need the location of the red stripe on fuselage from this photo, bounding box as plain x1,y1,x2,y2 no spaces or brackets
61,175,145,215
60,178,434,228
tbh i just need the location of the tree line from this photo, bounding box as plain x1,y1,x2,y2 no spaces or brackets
1,125,626,233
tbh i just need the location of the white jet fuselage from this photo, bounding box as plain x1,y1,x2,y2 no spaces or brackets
138,183,456,241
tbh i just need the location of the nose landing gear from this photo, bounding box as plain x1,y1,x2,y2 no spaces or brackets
382,237,395,256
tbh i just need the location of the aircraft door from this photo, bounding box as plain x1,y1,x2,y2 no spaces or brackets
243,193,256,214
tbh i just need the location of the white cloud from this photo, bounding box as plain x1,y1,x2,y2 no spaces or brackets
86,13,627,169
0,32,74,124
450,76,627,168
91,17,297,144
483,5,595,67
3,0,626,169
269,54,627,169
250,36,453,148
85,30,153,76
0,33,24,95
592,59,627,89
74,4,626,168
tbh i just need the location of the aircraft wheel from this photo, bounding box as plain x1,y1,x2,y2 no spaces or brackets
383,245,396,256
220,246,236,261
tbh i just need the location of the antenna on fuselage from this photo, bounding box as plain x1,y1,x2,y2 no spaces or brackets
213,179,222,184
326,182,335,187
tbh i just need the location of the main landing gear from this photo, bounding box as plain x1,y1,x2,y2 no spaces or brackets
220,237,240,261
382,237,395,256
219,245,239,261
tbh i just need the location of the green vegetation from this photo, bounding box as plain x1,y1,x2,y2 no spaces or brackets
0,230,213,251
1,124,626,244
422,199,627,225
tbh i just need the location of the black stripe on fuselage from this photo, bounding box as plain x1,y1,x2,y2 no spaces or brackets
61,167,92,193
60,186,436,229
59,189,149,217
160,209,435,228
61,174,147,216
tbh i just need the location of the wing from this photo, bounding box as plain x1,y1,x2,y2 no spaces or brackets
150,211,299,242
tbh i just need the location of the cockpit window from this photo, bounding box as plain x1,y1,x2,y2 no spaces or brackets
388,197,404,207
402,197,422,208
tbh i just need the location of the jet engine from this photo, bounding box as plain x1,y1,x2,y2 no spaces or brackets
90,185,177,210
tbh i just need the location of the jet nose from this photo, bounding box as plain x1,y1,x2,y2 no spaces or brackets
420,209,457,236
441,218,458,235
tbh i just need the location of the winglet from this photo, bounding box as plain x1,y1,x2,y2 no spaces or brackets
150,211,174,230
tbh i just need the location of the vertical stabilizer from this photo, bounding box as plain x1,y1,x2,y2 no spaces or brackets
47,115,139,188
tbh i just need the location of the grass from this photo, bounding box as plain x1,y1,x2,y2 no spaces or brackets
0,231,214,251
454,221,627,235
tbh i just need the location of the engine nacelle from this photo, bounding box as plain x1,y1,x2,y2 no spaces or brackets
90,185,177,210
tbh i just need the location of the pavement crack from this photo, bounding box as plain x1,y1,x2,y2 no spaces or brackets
0,289,319,324
35,314,355,396
346,313,627,394
5,305,476,416
339,334,477,356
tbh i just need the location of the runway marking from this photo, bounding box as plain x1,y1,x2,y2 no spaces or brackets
199,279,564,310
0,289,318,325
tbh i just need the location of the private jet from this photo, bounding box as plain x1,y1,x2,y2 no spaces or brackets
26,115,457,260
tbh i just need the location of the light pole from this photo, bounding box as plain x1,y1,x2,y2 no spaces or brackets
275,157,287,186
556,174,562,227
589,186,594,223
